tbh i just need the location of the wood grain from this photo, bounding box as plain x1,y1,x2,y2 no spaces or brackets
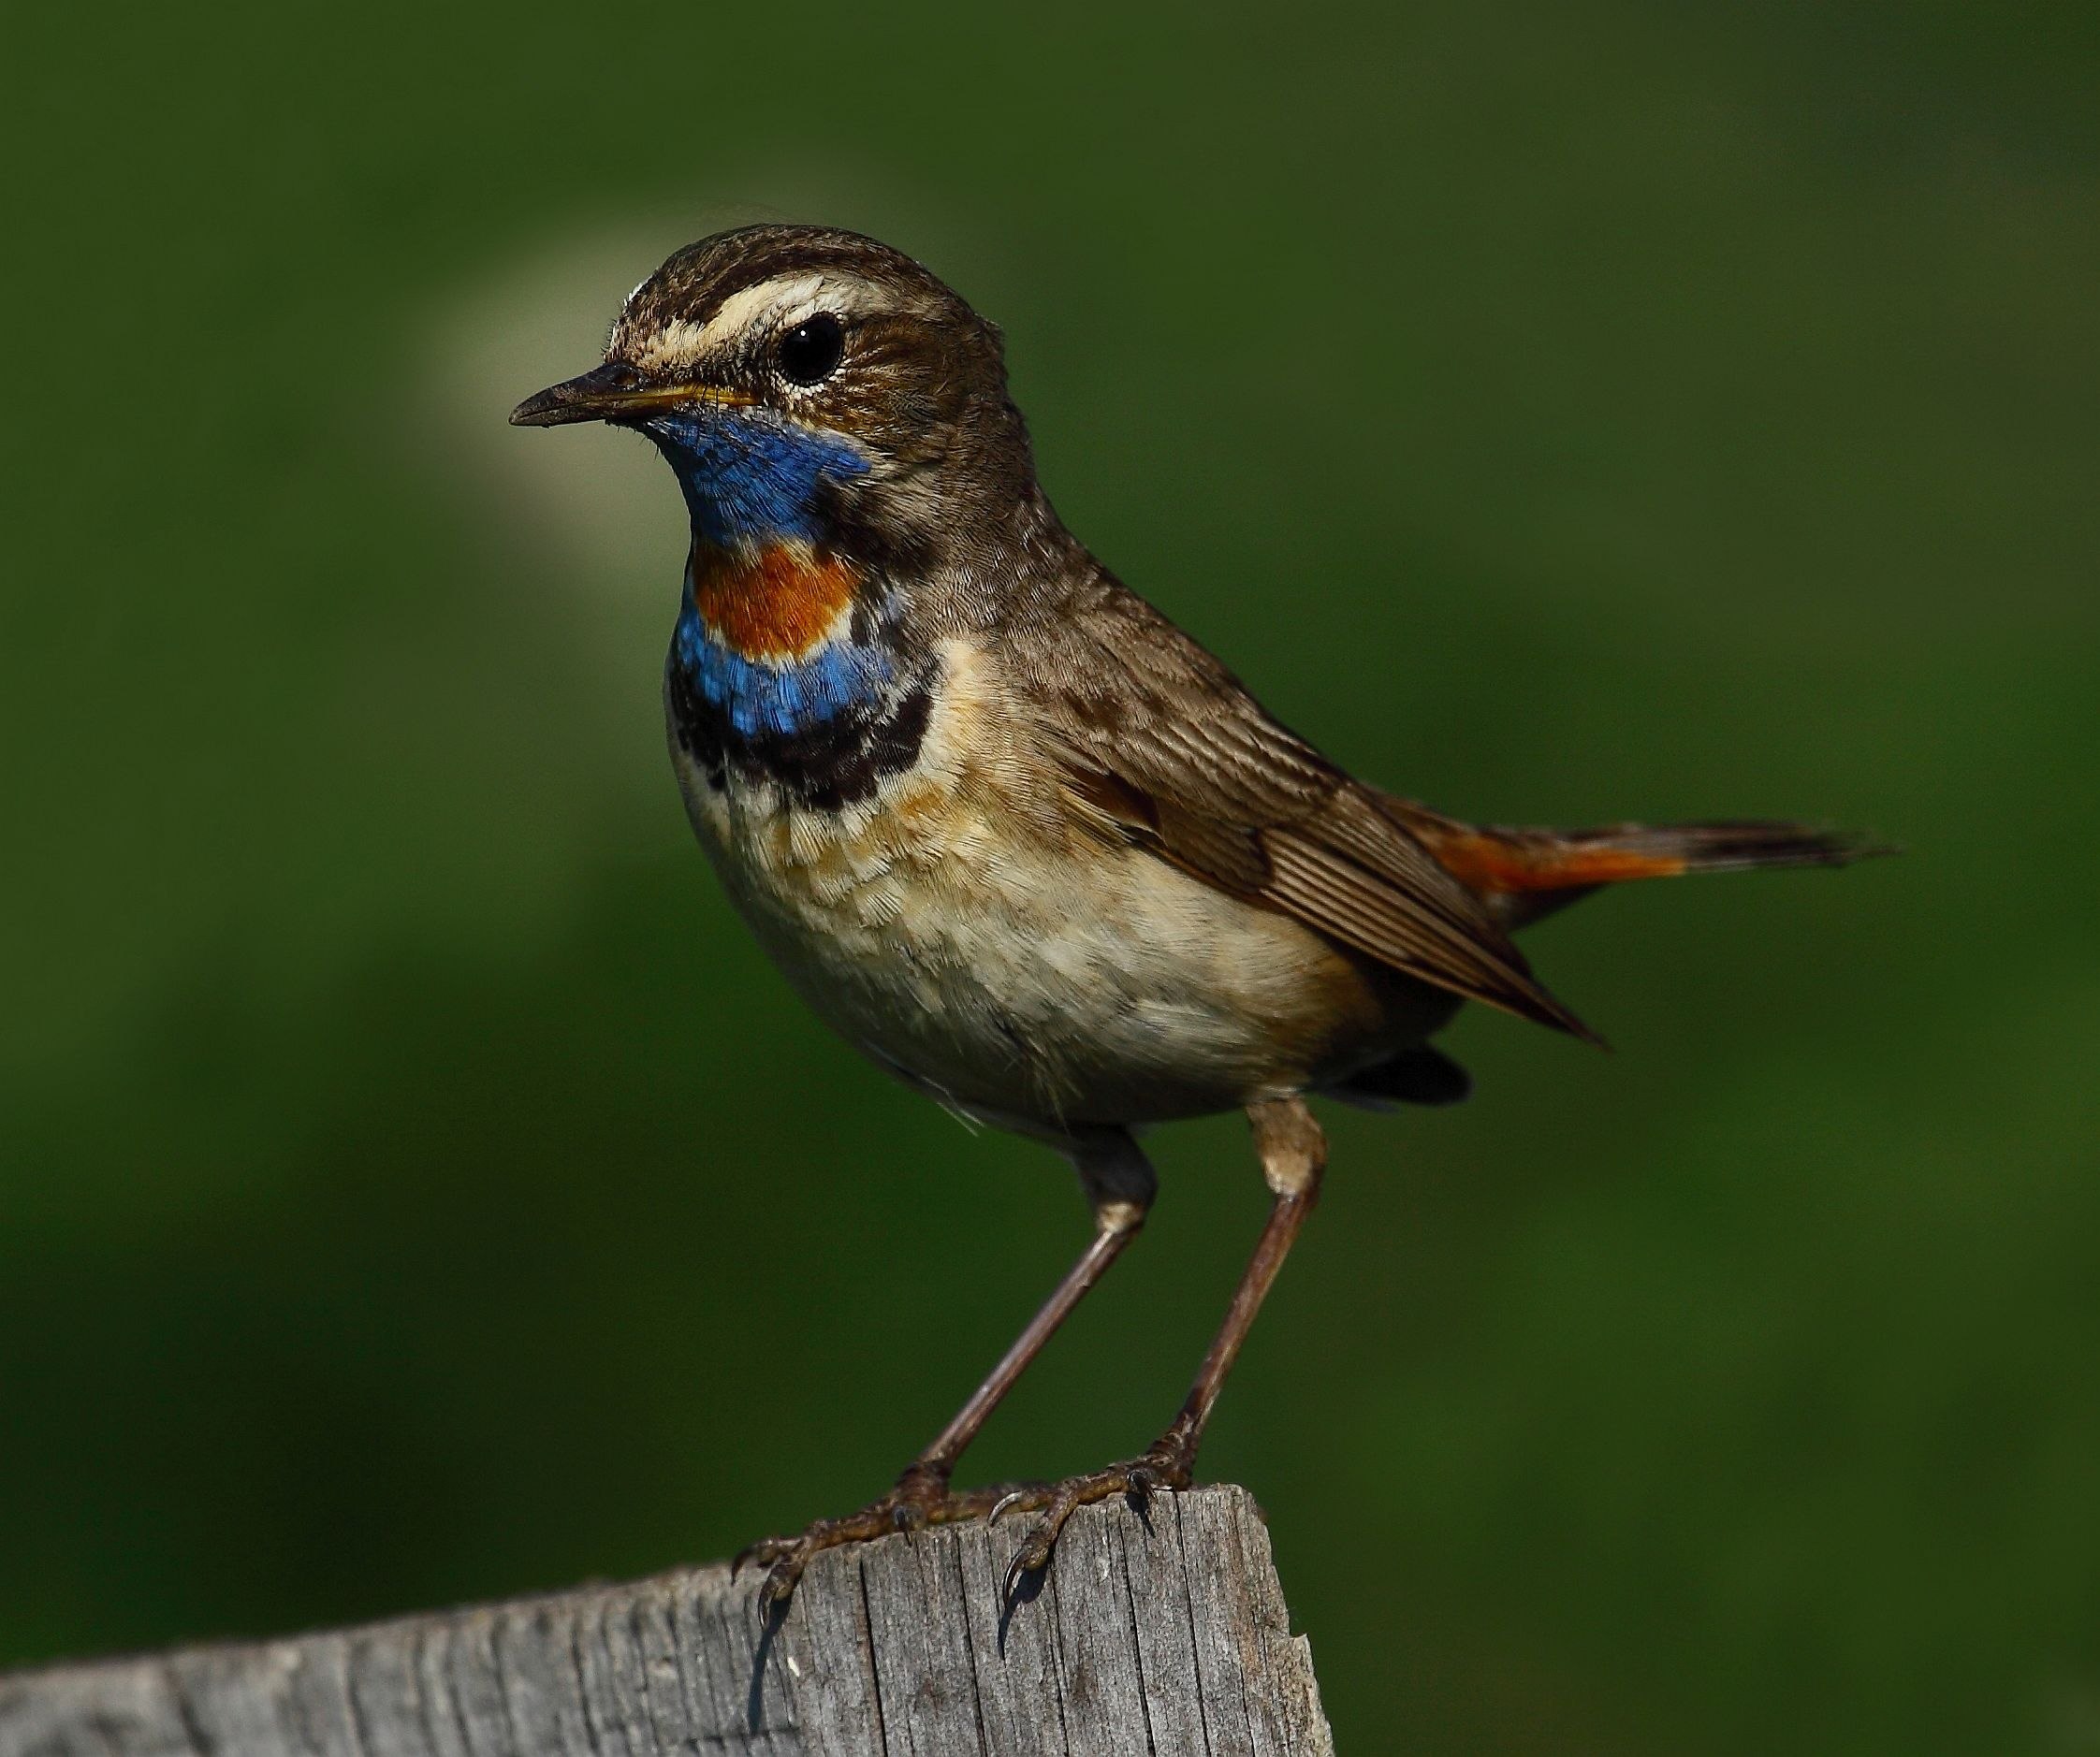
0,1485,1332,1757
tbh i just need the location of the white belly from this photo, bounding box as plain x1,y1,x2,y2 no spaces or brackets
667,649,1390,1131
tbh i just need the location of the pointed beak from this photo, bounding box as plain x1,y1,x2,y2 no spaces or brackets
509,362,751,428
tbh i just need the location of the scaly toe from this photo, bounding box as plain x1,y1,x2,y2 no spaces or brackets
732,1534,797,1579
997,1449,1193,1605
737,1470,1018,1616
987,1484,1048,1526
757,1548,812,1619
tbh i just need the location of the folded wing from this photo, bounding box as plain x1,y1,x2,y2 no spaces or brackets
1018,577,1599,1043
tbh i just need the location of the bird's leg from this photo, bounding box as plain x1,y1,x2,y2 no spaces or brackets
740,1130,1155,1615
995,1096,1326,1599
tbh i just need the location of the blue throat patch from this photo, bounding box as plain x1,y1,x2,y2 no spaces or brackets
653,404,890,738
651,405,932,798
666,573,937,811
645,405,871,549
672,582,897,741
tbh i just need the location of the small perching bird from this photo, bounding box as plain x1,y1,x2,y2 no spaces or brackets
512,225,1882,1612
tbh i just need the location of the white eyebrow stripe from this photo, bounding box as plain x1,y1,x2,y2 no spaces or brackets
693,272,827,352
620,269,907,373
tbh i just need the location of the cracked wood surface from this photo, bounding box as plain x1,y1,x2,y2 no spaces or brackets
0,1485,1333,1757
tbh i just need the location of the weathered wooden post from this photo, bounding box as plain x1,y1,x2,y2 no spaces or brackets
0,1486,1333,1757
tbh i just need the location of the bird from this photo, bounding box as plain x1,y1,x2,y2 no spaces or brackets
511,224,1882,1613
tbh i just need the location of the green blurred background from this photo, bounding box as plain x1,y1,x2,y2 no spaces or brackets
5,2,2096,1750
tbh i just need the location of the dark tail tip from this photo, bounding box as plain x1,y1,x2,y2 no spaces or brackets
1641,820,1900,875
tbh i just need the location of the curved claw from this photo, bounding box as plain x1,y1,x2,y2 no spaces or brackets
732,1469,999,1618
1001,1545,1036,1606
999,1498,1073,1607
732,1536,794,1581
993,1448,1194,1607
1001,1515,1065,1605
736,1450,1194,1619
756,1555,806,1625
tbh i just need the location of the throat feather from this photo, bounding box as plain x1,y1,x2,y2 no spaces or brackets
667,562,936,810
671,544,903,752
692,541,860,661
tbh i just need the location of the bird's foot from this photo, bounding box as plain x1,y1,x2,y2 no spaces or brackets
735,1461,1008,1619
989,1426,1197,1605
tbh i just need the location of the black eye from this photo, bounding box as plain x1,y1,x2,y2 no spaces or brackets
776,313,845,386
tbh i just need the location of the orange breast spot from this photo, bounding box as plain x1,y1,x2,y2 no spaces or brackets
693,543,860,660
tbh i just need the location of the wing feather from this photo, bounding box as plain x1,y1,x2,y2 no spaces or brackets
1014,574,1598,1042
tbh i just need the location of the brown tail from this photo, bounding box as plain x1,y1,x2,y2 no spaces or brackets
1387,806,1892,927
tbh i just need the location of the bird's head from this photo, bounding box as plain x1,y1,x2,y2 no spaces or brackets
512,225,1033,562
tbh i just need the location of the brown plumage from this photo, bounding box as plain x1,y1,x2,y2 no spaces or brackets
1017,556,1879,1052
1021,572,1601,1043
512,222,1888,1614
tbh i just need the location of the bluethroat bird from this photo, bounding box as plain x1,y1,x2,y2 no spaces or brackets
512,225,1881,1612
